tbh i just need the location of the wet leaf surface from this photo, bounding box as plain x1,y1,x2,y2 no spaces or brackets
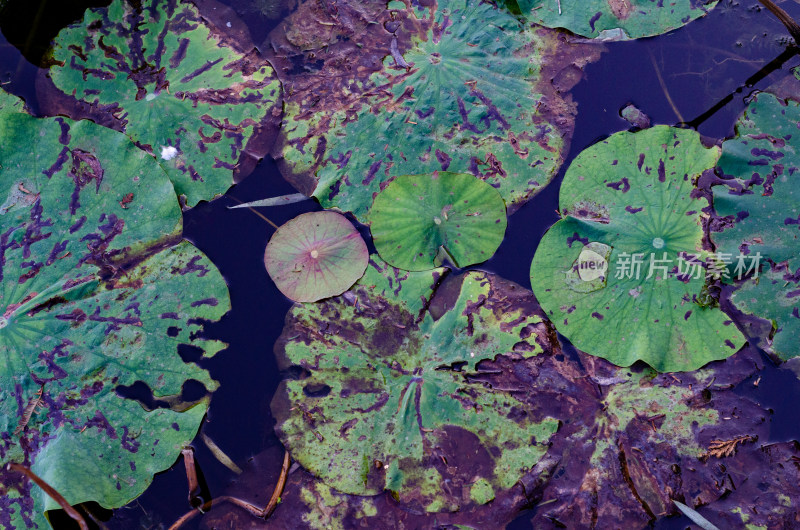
271,259,560,512
264,211,368,302
268,0,602,222
529,347,774,527
46,0,282,207
0,90,230,527
515,0,718,40
368,172,507,271
531,125,745,372
711,90,800,361
231,277,780,528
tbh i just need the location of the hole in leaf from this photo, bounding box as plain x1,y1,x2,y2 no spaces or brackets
302,383,332,398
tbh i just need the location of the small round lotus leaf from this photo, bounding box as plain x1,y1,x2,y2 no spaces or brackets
272,258,559,512
368,172,507,271
0,90,229,527
530,125,745,372
271,0,602,222
48,0,282,206
264,211,369,302
711,91,800,360
515,0,718,39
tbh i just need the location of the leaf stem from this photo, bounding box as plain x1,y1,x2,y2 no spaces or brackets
7,463,89,530
167,449,291,529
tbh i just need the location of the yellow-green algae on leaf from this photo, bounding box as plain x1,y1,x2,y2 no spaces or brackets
271,258,559,512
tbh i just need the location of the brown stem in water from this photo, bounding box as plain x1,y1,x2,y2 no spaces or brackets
167,449,291,530
758,0,800,42
648,49,685,123
7,463,89,530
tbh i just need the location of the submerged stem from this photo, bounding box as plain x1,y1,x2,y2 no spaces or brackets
167,449,291,529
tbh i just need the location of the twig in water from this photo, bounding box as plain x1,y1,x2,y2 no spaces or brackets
557,0,562,15
168,449,291,530
648,49,684,123
758,0,800,43
681,47,798,129
7,463,89,530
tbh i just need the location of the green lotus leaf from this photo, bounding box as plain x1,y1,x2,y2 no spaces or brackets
711,91,800,360
272,258,559,512
0,91,230,527
514,0,718,40
530,125,744,372
368,172,507,271
48,0,282,207
264,211,369,302
272,0,601,222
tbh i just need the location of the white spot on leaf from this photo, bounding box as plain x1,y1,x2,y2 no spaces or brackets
160,146,179,160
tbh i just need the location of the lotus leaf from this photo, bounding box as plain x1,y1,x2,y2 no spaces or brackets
531,349,773,527
264,311,773,527
271,0,602,222
0,91,229,527
687,442,800,527
368,172,507,271
711,91,800,360
272,259,559,512
530,125,745,372
264,211,369,302
48,0,282,207
514,0,718,40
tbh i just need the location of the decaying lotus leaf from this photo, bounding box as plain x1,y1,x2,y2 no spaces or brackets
0,90,230,528
711,90,800,361
531,125,745,372
264,211,369,302
515,0,718,40
272,258,559,512
47,0,282,206
531,348,773,527
269,0,603,222
368,172,507,271
263,284,775,527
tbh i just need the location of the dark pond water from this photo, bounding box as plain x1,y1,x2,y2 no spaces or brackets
4,0,800,528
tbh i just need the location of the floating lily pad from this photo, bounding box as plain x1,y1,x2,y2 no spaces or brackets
368,172,507,271
264,211,368,302
0,90,229,527
270,0,602,222
531,348,772,527
47,0,282,207
530,125,744,372
711,91,800,360
514,0,718,39
264,308,772,527
272,259,559,512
